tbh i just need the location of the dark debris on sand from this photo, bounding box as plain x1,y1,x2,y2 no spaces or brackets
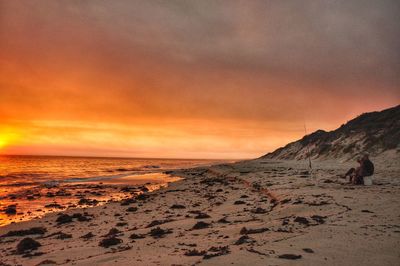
184,249,207,256
120,198,136,206
3,227,47,237
170,204,186,209
80,232,95,240
148,227,173,238
311,215,326,224
44,203,64,209
104,228,122,237
278,254,302,260
116,222,128,227
129,233,146,239
240,227,269,235
203,246,230,260
200,177,228,186
250,207,268,214
72,213,92,222
194,212,211,219
16,238,41,254
136,194,149,201
5,205,17,215
126,207,138,212
294,216,309,225
99,236,122,248
78,198,99,206
56,214,73,225
192,221,210,230
56,213,92,225
36,260,57,265
55,232,72,240
217,217,230,224
234,235,255,245
303,248,315,253
146,219,174,228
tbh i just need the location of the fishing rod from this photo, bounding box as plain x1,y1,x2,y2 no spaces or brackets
303,123,312,170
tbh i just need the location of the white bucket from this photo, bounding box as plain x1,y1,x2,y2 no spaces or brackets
363,176,373,186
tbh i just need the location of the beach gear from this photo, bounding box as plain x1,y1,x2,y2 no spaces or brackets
363,176,373,186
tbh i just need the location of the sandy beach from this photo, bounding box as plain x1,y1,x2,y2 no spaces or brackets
2,1,399,265
1,158,399,266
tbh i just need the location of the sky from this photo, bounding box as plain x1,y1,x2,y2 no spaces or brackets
0,0,399,159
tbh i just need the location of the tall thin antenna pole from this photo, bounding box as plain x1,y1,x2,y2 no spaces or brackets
303,123,312,170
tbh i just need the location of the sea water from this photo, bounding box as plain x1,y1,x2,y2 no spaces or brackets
0,155,223,226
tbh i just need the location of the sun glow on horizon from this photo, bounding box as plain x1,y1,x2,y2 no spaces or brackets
0,119,306,159
0,127,21,150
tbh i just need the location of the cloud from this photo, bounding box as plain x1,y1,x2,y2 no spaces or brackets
0,0,399,158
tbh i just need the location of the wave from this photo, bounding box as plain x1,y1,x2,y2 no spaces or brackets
63,173,132,183
0,181,41,187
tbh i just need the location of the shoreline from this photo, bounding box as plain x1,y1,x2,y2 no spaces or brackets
0,157,229,227
0,158,399,265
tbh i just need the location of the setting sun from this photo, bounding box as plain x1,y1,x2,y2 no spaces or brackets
0,127,20,150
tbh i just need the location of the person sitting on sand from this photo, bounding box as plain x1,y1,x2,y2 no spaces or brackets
344,154,374,185
344,158,361,184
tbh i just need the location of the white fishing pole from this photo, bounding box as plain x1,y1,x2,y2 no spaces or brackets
303,121,317,185
303,122,312,171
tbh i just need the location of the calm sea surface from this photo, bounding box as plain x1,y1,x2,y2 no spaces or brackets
0,155,221,186
0,155,225,226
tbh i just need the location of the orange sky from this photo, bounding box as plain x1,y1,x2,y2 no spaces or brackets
0,1,399,159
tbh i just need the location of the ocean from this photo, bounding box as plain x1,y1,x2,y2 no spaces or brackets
0,155,224,226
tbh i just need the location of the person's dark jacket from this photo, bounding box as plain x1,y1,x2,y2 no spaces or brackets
361,159,374,176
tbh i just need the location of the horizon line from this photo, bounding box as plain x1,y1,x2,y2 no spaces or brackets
0,153,251,161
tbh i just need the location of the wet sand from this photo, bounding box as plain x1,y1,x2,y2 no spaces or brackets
0,158,399,265
0,173,182,226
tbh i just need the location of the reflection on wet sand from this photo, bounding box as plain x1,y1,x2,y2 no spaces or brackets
0,173,182,226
